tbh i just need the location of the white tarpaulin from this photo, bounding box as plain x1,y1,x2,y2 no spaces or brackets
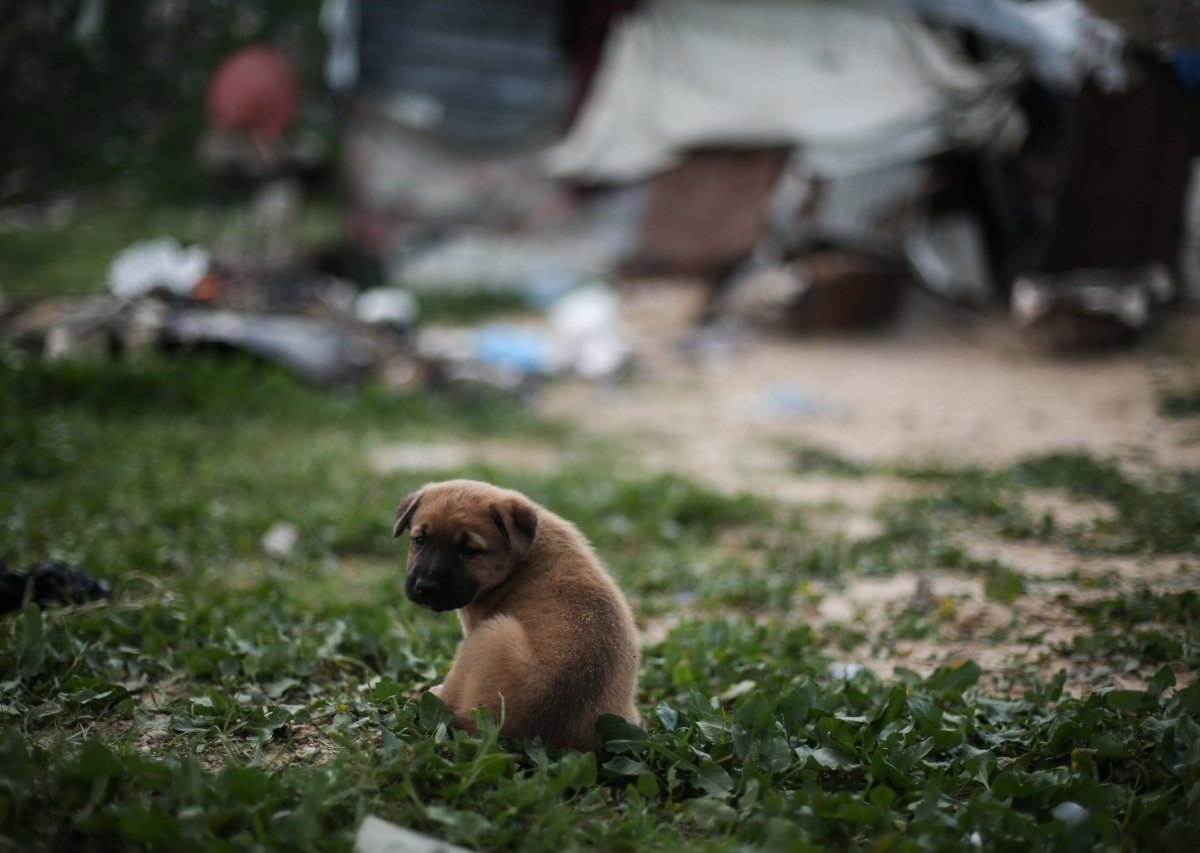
546,0,1025,182
896,0,1125,90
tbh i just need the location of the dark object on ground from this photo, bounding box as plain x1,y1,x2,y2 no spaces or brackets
0,560,112,614
161,309,375,387
789,250,908,329
1011,265,1173,350
1045,57,1199,275
314,244,386,287
721,249,908,331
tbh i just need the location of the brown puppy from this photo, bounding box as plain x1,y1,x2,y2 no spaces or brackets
393,479,640,751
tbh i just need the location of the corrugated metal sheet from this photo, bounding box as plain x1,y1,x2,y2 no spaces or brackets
357,0,569,152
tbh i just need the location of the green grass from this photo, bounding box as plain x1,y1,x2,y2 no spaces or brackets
1064,589,1200,671
0,201,188,296
880,452,1200,556
1160,385,1200,419
0,193,342,297
415,290,536,325
782,442,1198,561
2,356,1199,850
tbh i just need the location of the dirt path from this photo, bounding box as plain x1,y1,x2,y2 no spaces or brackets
540,282,1200,497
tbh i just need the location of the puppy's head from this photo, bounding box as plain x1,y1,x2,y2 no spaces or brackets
393,480,538,612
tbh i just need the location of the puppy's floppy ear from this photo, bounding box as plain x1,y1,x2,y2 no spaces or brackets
393,489,423,538
490,496,538,559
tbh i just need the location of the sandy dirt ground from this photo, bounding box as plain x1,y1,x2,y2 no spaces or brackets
542,282,1200,490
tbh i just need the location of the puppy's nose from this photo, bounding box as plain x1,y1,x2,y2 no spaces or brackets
412,575,439,597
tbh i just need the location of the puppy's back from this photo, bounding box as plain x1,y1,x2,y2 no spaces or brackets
492,510,640,749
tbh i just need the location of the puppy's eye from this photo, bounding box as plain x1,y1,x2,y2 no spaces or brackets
460,544,484,558
411,535,426,547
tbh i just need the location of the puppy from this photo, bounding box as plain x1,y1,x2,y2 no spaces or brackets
393,479,640,751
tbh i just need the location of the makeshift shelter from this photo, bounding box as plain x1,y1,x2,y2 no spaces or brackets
329,0,1198,338
546,0,1025,183
545,0,1034,295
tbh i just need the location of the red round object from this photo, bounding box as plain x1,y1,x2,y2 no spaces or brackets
206,46,299,140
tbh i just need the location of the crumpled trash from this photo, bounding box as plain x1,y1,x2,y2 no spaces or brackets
723,252,906,331
415,283,631,389
260,522,300,558
416,326,539,396
0,560,112,614
162,309,375,386
1011,264,1173,350
905,212,991,304
1051,801,1089,825
354,816,470,853
546,283,630,379
474,325,551,374
752,383,846,420
828,662,866,680
108,239,210,298
354,287,419,329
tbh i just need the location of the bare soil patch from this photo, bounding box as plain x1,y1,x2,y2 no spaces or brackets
541,283,1200,487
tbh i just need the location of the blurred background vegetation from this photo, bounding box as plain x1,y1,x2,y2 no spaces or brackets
0,0,326,205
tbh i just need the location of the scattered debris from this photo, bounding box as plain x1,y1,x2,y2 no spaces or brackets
1051,801,1090,825
905,212,992,305
354,287,419,329
724,251,907,331
473,325,551,375
413,283,630,393
391,188,644,294
907,575,936,614
416,326,537,396
108,239,211,299
546,283,630,379
828,662,866,680
751,383,845,420
3,295,166,360
355,816,470,853
0,560,112,614
260,522,300,559
1011,264,1173,349
162,309,375,386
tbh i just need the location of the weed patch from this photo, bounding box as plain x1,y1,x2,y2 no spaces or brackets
1160,385,1200,419
416,290,535,325
1063,589,1200,671
893,453,1200,555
